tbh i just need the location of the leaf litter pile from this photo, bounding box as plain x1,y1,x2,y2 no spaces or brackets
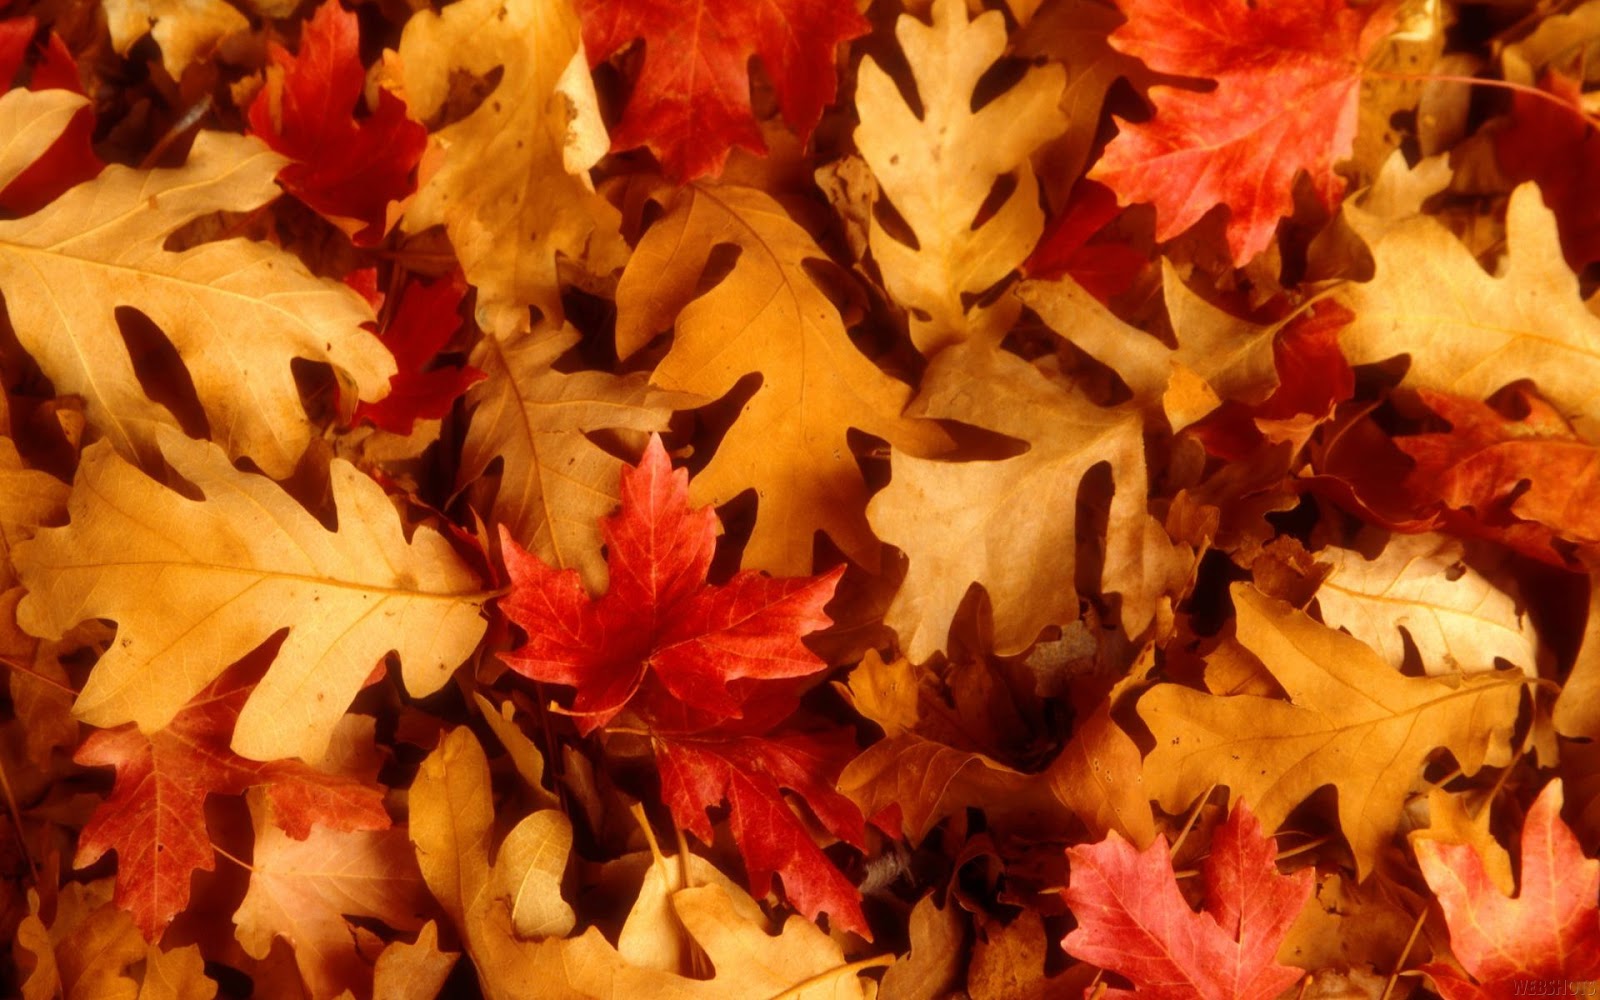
4,0,1600,996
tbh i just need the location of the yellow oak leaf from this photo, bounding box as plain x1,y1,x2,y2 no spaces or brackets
615,183,952,575
397,0,628,335
0,99,391,479
13,430,488,763
855,0,1066,354
1315,533,1539,677
15,880,146,1000
1140,584,1524,875
1555,569,1600,740
104,0,249,79
1339,181,1600,440
457,326,689,594
866,343,1154,661
234,793,431,1000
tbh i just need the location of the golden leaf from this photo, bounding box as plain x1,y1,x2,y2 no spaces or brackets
1140,584,1523,875
0,100,392,479
616,183,951,574
397,0,628,334
855,0,1065,353
14,431,488,762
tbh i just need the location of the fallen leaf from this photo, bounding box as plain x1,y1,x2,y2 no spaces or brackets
247,0,426,244
854,0,1065,353
1139,584,1523,875
576,0,868,180
74,665,390,940
1063,797,1313,1000
1414,780,1600,996
1315,533,1539,676
1090,0,1397,262
496,434,842,728
15,430,488,763
234,793,431,999
615,183,952,574
0,92,393,478
866,343,1151,660
397,0,628,333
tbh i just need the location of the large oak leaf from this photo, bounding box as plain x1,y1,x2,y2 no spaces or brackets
615,184,951,575
14,430,488,762
0,90,393,479
1139,584,1523,875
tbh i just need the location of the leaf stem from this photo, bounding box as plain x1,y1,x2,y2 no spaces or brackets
212,843,258,873
1365,68,1600,130
1379,907,1429,1000
0,753,37,884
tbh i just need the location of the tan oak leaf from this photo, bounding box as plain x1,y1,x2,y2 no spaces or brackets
1140,584,1524,875
0,97,391,479
866,343,1155,661
1315,533,1539,677
616,183,951,575
855,0,1066,354
13,430,488,763
1338,182,1600,441
397,0,628,334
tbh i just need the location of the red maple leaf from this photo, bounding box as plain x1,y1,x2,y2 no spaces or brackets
1063,798,1313,1000
0,16,101,215
1090,0,1396,263
1415,780,1600,999
497,434,843,732
657,730,868,936
1496,72,1600,272
1396,388,1600,567
576,0,869,181
352,275,486,435
74,659,391,940
246,0,426,244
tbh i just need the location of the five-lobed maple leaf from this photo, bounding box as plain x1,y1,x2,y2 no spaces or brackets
1413,780,1600,997
577,0,869,180
497,434,869,934
1064,797,1313,1000
1092,0,1397,262
247,0,426,245
498,433,844,730
74,659,391,941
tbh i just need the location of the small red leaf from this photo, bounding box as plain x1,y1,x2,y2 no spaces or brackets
1063,798,1312,1000
577,0,869,181
656,731,868,937
353,275,486,434
74,661,390,940
247,0,426,244
1415,780,1600,997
